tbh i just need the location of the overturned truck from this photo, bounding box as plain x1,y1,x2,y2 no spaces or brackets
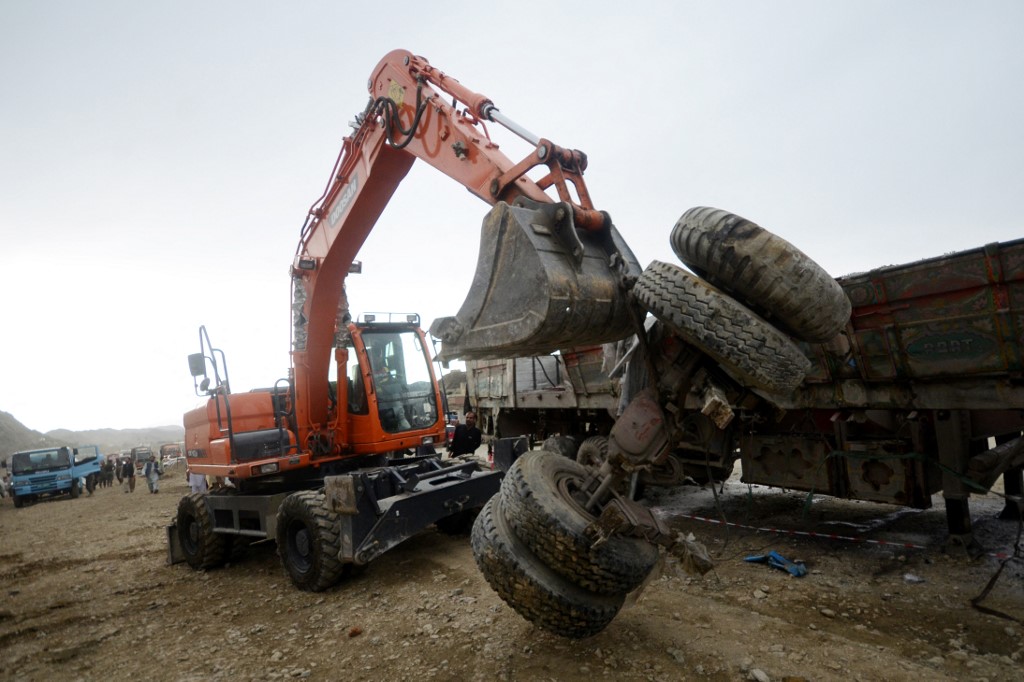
457,208,1024,638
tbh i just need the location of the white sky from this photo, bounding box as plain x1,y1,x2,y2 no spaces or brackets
1,1,1021,432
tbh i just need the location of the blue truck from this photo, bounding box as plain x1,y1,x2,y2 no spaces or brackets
6,445,103,507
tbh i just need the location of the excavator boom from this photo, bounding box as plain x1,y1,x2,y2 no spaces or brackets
292,49,641,433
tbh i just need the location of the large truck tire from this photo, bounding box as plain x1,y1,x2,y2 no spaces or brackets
471,494,623,638
69,480,80,499
276,490,345,592
670,207,851,342
176,493,228,570
13,494,23,508
633,261,811,394
500,451,659,595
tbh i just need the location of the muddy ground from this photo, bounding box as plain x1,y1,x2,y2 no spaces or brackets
1,455,1022,682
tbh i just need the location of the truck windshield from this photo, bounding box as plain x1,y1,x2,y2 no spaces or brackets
11,449,71,474
363,329,438,434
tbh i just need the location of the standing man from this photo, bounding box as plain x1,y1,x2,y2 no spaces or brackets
187,465,208,494
447,411,482,457
120,458,136,493
143,455,161,494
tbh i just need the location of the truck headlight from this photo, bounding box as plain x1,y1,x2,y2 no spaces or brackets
55,472,71,481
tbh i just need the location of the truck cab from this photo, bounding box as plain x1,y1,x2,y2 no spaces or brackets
7,445,102,507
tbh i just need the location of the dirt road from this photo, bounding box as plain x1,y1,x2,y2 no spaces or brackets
1,458,1021,681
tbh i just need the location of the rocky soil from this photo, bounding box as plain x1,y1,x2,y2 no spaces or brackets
1,457,1022,681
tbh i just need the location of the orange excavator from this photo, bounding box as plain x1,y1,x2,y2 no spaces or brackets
167,49,642,590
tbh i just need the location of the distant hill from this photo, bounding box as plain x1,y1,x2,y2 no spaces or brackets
0,411,184,463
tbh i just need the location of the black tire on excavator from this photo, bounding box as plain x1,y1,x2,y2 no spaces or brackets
276,490,345,592
670,207,851,343
633,261,811,394
471,494,624,639
501,451,659,596
177,492,228,570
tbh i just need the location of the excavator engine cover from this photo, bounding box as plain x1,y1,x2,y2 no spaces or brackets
431,199,642,360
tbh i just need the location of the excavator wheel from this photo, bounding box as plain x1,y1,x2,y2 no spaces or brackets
471,494,624,639
276,490,345,592
500,451,659,596
670,207,851,343
633,261,811,394
177,493,229,570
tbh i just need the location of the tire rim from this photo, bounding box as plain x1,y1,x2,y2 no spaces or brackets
287,523,312,574
553,470,599,522
182,517,199,555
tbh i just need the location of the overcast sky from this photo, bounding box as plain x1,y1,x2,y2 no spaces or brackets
1,1,1021,432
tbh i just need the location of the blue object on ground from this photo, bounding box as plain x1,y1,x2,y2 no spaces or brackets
744,550,808,577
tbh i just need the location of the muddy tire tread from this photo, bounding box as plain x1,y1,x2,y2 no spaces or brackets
177,492,228,570
670,207,851,342
471,495,623,638
633,260,810,393
501,451,659,595
276,490,345,592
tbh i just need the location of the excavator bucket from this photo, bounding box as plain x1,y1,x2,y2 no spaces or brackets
430,199,642,361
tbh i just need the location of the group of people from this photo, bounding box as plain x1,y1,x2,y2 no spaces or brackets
98,455,164,494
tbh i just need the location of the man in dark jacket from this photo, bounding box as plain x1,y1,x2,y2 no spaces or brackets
120,458,136,493
447,411,482,457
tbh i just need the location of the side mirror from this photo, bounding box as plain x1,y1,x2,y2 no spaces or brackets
188,353,207,378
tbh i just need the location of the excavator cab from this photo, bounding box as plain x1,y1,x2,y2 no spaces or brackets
339,316,447,455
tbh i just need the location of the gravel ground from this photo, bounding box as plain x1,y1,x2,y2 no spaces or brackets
1,456,1022,681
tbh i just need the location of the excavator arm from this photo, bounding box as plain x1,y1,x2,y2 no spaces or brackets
291,49,641,435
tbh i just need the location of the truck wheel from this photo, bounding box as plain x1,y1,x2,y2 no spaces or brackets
471,494,623,638
13,494,23,509
276,490,345,592
542,435,579,460
177,493,228,570
633,261,810,393
576,436,609,468
670,207,851,342
501,451,659,595
70,480,80,499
